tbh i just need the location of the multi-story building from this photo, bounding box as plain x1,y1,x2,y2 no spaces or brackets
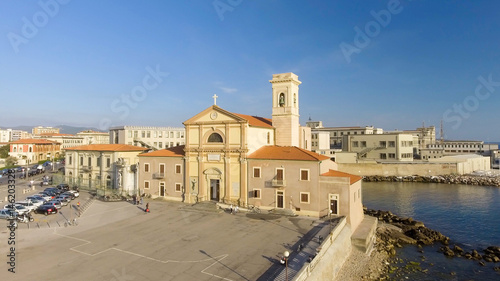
0,129,12,143
341,133,414,162
109,126,185,150
307,121,383,149
421,140,499,160
64,144,148,193
32,126,60,135
76,130,110,145
34,134,85,150
138,72,364,226
387,126,436,157
8,139,61,165
11,130,31,141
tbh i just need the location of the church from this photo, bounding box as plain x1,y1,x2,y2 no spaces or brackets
139,73,363,229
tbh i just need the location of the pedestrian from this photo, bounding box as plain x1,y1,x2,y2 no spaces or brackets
234,206,239,214
145,202,150,213
140,196,143,205
230,204,233,214
40,181,43,187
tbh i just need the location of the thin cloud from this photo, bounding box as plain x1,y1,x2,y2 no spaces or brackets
219,87,238,94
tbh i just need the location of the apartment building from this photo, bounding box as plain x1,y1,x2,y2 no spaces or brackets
341,133,414,162
109,126,185,150
421,140,499,160
32,126,60,135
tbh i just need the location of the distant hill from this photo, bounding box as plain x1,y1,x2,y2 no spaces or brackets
0,125,106,135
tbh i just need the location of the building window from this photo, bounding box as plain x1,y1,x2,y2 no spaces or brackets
97,156,101,166
175,164,182,174
276,168,284,180
379,141,386,147
388,153,396,159
388,141,395,147
144,181,150,189
208,133,223,143
267,132,270,144
380,153,387,159
141,131,145,138
106,158,110,168
69,156,72,165
352,141,358,147
251,189,261,199
159,142,163,148
253,167,261,178
300,169,309,181
80,157,83,165
144,163,150,173
361,141,366,148
300,192,310,204
88,157,92,166
175,183,182,192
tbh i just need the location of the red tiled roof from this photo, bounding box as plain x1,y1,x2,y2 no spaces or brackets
233,113,273,128
64,144,148,152
321,169,362,184
139,145,185,157
10,139,60,145
248,146,331,161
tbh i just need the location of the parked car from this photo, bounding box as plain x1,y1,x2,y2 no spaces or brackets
54,197,69,206
1,169,9,175
23,198,44,207
15,201,38,212
36,204,57,215
0,209,17,220
36,193,53,201
45,201,62,210
56,183,70,191
40,191,57,199
63,190,79,199
4,204,30,215
44,188,62,195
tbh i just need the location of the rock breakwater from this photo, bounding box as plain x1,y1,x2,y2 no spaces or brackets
363,174,500,187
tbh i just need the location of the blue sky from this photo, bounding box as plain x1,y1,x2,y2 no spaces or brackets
1,0,499,141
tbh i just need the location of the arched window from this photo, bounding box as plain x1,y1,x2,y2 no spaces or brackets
208,133,223,143
13,147,16,152
29,147,32,152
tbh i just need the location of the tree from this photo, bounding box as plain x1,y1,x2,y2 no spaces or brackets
5,156,17,167
0,145,9,158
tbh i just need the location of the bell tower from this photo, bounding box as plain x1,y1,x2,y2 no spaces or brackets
270,72,301,147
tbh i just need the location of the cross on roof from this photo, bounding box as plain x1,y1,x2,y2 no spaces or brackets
212,94,218,105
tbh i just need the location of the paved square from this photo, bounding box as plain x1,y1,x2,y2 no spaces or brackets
1,198,323,281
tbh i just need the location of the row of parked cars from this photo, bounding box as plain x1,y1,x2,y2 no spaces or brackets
1,184,79,219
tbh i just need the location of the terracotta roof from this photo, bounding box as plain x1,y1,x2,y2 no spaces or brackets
248,146,331,161
139,145,185,157
10,139,60,145
233,113,273,128
64,144,148,152
321,169,362,184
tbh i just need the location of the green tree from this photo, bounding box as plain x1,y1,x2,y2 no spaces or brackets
5,156,17,167
0,145,9,158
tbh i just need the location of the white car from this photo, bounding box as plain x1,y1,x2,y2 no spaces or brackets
4,204,30,215
16,201,38,212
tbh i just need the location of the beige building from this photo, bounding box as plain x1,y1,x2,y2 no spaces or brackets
9,139,61,165
341,133,414,162
34,134,84,150
138,72,364,228
307,121,383,149
421,140,498,160
109,126,185,150
64,144,148,193
77,130,110,145
32,126,60,135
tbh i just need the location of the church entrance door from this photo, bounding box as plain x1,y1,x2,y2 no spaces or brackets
210,179,220,201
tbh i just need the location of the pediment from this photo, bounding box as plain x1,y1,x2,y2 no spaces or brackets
183,105,247,125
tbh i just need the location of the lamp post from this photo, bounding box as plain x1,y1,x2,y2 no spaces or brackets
329,209,333,232
283,250,290,281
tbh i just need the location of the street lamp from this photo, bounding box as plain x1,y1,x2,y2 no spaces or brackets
283,250,290,281
329,209,333,232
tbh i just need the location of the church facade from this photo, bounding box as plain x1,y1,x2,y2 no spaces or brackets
139,73,363,228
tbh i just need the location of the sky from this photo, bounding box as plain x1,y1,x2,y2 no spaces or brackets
0,0,499,142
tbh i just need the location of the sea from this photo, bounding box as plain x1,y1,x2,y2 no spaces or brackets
362,181,500,280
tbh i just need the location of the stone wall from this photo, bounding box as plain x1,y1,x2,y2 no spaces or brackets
338,162,459,176
294,217,352,281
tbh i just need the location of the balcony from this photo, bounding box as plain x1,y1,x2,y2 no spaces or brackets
153,173,165,179
80,166,92,172
271,179,286,187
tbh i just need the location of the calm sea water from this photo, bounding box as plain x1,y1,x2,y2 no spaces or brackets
362,181,500,280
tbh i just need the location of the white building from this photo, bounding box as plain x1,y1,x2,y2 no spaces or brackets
109,126,185,150
341,133,414,162
76,130,110,145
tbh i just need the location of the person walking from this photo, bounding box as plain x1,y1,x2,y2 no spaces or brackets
145,202,150,213
140,196,143,205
